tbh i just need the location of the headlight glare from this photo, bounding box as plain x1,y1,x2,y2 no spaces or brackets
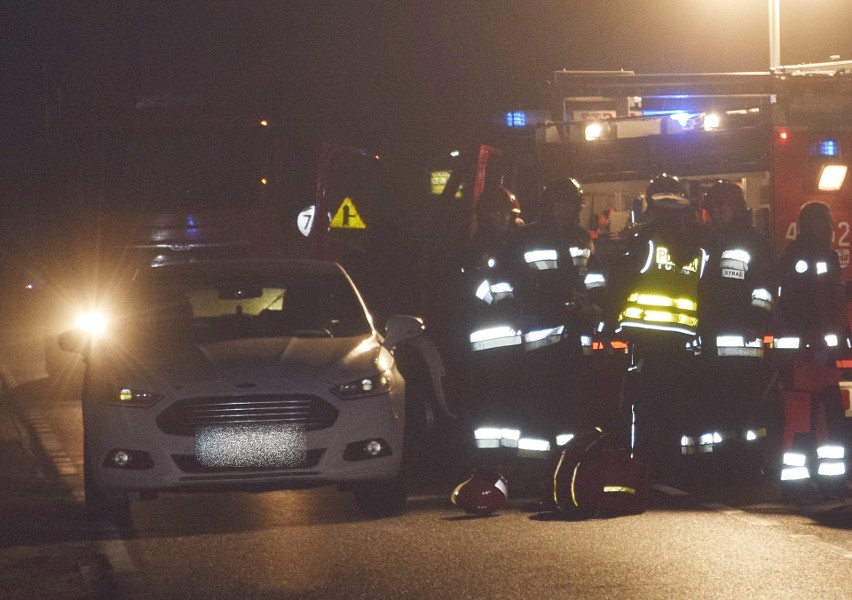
74,310,109,339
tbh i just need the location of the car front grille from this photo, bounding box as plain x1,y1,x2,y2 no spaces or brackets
171,448,325,473
156,394,339,436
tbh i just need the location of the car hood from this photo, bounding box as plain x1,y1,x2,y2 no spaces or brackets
121,334,388,388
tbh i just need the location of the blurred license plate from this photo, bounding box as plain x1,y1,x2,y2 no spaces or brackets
195,423,307,468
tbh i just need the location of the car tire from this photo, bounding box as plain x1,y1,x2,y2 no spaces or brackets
351,476,408,518
83,446,132,527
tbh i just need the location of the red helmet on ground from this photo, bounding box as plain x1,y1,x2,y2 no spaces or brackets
450,469,508,516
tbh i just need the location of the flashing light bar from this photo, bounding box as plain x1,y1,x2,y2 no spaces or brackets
669,112,697,127
810,139,839,157
505,111,527,127
641,110,689,118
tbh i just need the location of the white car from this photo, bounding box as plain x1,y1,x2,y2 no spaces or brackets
60,259,438,522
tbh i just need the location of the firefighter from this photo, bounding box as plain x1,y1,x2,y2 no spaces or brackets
775,201,848,491
504,177,604,438
431,184,529,465
693,180,777,467
436,181,520,360
508,177,604,331
612,174,707,468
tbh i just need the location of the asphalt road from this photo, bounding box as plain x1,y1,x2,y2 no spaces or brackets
2,369,850,599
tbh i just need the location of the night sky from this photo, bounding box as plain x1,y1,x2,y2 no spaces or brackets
3,1,851,174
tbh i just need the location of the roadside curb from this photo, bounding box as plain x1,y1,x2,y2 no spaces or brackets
0,387,57,482
0,378,126,600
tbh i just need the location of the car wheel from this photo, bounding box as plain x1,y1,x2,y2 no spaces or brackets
403,378,436,470
83,446,132,526
351,476,408,518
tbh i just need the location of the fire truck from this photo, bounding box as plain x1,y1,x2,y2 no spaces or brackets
428,63,851,259
423,63,852,462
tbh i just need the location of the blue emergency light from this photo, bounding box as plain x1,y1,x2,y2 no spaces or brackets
505,112,527,127
185,214,200,239
810,139,839,157
668,112,700,127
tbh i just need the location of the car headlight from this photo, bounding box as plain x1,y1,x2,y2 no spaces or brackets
109,387,163,408
331,371,393,399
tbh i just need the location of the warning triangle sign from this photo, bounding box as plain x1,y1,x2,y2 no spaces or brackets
330,197,367,229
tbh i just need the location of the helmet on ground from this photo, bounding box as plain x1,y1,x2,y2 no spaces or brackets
450,469,508,516
476,184,520,220
541,177,584,215
704,180,747,217
646,173,687,210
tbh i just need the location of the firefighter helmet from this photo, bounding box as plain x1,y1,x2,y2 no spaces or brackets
476,184,520,220
541,177,584,216
798,201,834,244
645,173,687,209
450,469,508,516
704,180,747,217
643,176,696,234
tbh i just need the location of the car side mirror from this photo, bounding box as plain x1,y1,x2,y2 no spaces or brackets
383,315,425,349
58,329,91,356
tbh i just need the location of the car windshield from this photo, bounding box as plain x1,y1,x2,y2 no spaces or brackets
120,263,372,343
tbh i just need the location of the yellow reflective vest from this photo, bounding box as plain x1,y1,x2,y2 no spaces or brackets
616,240,707,338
